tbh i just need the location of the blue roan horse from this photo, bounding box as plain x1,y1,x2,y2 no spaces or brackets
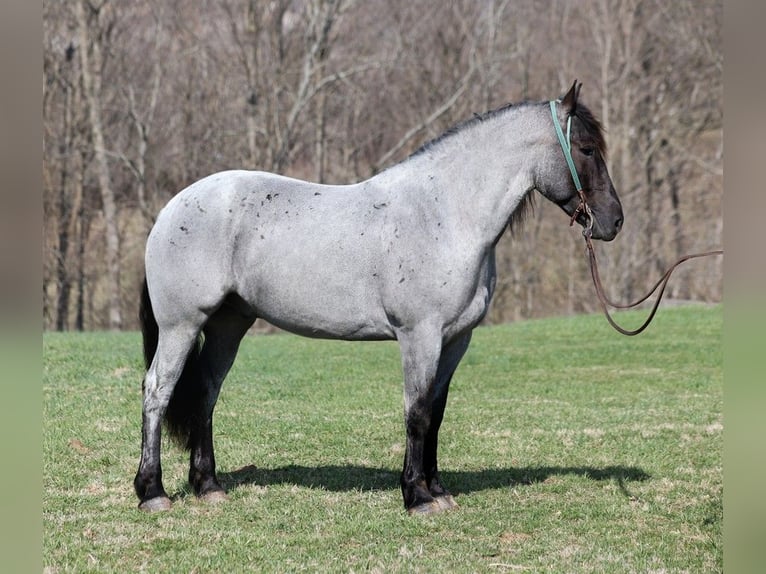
135,82,623,515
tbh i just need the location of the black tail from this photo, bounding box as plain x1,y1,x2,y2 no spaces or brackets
139,278,205,451
139,278,159,370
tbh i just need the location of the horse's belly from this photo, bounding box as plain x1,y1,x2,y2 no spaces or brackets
265,313,395,341
238,270,395,341
255,300,396,341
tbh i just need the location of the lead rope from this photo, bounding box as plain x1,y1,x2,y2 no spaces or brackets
550,101,723,335
582,210,723,336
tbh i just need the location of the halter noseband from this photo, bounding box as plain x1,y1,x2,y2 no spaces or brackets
549,100,593,237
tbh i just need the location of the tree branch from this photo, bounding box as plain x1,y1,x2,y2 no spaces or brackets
373,58,477,172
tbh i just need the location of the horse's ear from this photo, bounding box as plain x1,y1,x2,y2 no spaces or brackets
561,80,582,115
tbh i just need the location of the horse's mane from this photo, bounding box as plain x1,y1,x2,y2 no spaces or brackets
408,101,524,160
409,98,607,160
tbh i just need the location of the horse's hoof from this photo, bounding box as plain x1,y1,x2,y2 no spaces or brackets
138,496,172,512
407,500,444,516
435,494,458,511
407,494,458,515
200,490,229,504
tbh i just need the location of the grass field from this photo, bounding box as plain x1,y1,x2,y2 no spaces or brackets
43,305,722,573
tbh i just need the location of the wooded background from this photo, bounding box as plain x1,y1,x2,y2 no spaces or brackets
42,0,722,331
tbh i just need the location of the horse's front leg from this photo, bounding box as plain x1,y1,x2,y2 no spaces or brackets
398,325,464,515
421,332,472,511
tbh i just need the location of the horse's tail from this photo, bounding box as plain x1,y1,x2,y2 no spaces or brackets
139,277,205,451
139,278,159,371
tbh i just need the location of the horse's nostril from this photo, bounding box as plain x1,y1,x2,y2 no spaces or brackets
615,217,624,231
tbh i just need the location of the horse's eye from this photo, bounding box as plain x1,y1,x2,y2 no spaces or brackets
581,147,595,157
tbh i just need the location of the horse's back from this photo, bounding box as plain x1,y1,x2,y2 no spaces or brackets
145,170,396,338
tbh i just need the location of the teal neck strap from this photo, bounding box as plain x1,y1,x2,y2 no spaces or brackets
549,100,583,192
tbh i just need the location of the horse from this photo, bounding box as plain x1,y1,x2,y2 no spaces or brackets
134,81,623,515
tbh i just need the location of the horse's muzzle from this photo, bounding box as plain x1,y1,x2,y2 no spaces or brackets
589,212,623,241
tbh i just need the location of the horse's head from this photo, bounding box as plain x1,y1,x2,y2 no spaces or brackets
536,81,623,241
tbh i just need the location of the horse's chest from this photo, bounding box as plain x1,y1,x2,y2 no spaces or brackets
441,252,497,336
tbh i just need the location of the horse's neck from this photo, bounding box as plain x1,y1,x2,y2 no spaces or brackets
376,110,541,248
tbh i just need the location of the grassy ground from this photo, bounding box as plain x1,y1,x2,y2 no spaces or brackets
43,305,722,573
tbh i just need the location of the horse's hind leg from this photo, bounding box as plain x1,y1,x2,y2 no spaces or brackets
188,302,255,502
135,324,202,511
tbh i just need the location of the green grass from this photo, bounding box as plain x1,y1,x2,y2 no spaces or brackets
43,305,722,573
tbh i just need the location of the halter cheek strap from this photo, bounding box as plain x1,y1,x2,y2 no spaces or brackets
549,100,592,236
549,100,582,191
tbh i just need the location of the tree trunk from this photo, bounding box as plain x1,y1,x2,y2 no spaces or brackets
75,0,122,329
55,75,73,331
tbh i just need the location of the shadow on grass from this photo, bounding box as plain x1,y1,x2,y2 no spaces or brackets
219,464,650,497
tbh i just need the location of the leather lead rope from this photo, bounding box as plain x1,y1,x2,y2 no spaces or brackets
582,227,722,336
551,100,722,335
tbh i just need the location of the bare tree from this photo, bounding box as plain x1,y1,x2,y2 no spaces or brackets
582,0,722,304
74,0,122,329
42,0,722,330
109,4,167,226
